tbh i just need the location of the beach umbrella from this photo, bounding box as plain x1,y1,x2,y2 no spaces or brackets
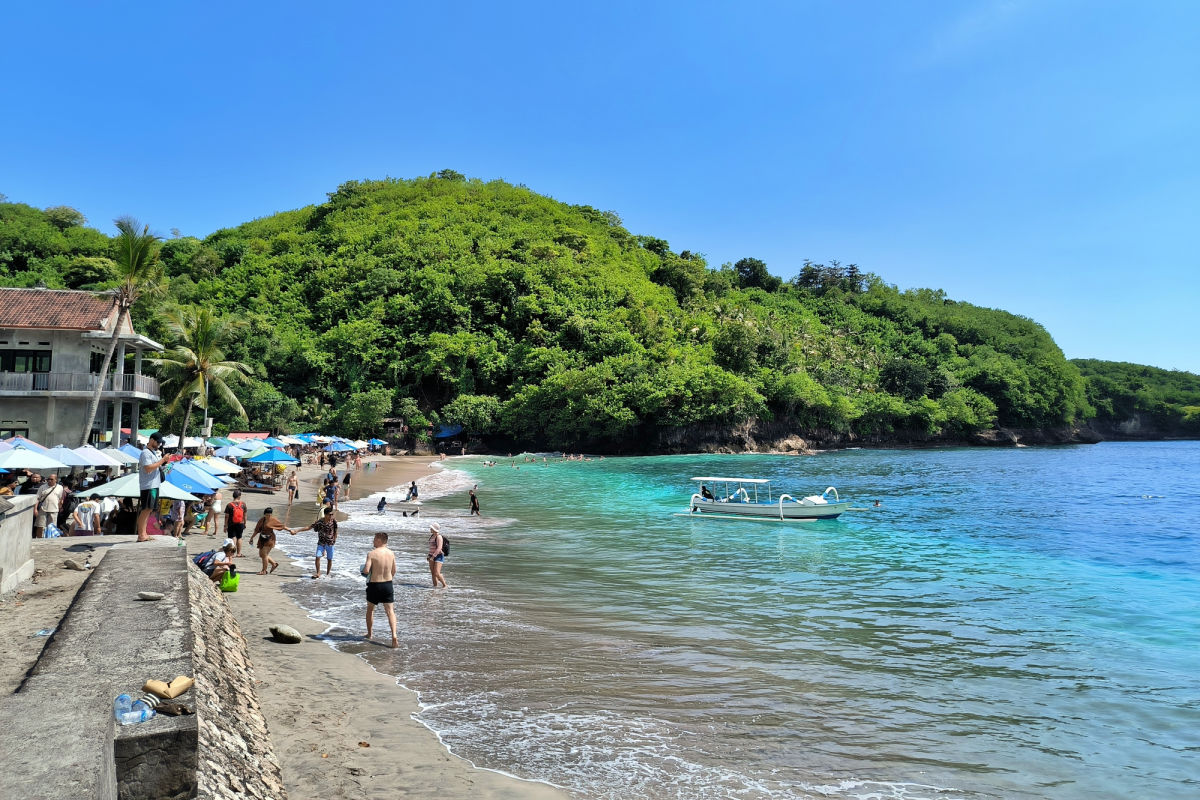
99,446,139,466
76,472,200,502
351,439,369,449
246,449,299,464
323,441,356,452
74,445,124,468
119,443,143,459
260,436,289,447
206,437,233,447
0,446,68,471
213,445,245,458
168,461,226,490
194,457,242,475
0,440,12,452
46,445,97,468
367,438,388,446
164,468,215,497
240,444,270,458
7,436,50,454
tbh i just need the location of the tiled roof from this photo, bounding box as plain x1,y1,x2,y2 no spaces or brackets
0,288,117,331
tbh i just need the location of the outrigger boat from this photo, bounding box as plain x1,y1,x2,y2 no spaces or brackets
687,477,851,520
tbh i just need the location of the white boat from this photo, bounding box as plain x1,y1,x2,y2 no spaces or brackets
687,477,851,520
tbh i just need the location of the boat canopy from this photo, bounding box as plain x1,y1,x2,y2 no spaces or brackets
691,477,771,484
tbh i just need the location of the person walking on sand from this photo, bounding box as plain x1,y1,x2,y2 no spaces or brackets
427,522,448,589
136,432,171,542
224,489,249,558
251,507,292,574
295,505,338,579
361,531,398,647
469,485,480,516
285,470,298,507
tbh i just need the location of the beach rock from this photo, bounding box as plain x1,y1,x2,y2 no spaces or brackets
137,591,165,601
63,558,86,571
269,624,303,644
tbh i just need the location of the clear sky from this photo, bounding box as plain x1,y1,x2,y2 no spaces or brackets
4,1,1197,371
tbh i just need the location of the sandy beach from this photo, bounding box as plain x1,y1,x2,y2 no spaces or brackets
2,455,567,800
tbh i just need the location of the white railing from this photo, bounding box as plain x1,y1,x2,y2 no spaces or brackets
0,372,159,397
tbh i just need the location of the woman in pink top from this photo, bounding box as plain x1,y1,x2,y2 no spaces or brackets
426,522,448,589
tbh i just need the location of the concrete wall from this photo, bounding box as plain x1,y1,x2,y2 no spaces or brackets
0,395,92,445
0,494,35,593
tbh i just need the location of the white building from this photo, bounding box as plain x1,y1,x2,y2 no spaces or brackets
0,288,162,445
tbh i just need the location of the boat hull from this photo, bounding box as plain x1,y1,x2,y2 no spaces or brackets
689,499,851,520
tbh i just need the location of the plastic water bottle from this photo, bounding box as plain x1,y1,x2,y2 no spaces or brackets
113,694,132,720
118,699,156,726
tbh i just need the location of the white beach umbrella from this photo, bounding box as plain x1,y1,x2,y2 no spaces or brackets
98,446,139,466
73,444,124,468
0,446,69,471
45,445,95,468
75,471,201,502
195,457,241,475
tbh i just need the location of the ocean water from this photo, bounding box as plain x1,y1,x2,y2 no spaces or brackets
275,443,1200,800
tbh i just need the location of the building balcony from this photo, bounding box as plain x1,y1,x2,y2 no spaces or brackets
0,371,160,401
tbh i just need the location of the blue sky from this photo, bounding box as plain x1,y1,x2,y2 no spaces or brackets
4,1,1197,371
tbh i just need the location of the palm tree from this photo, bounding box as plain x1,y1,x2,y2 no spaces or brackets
79,218,165,445
148,307,252,449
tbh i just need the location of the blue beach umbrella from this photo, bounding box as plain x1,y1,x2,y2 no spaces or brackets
168,461,226,490
323,441,356,452
214,445,248,458
8,436,50,454
164,468,214,497
260,436,289,447
367,438,387,446
246,449,299,464
119,443,142,459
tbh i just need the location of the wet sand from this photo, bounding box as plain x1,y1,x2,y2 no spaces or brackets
190,454,568,800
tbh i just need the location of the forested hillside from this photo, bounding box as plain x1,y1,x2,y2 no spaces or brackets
1072,359,1200,438
1,174,1099,449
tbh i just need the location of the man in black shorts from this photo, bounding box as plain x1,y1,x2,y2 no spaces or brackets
136,432,170,542
224,489,249,557
361,532,397,648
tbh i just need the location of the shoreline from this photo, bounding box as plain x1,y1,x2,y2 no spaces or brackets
185,455,568,800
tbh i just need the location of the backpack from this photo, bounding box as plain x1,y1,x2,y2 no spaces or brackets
193,550,217,571
440,536,450,557
230,502,246,524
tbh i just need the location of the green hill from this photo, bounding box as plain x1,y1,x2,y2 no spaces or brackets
2,174,1101,449
1072,359,1200,438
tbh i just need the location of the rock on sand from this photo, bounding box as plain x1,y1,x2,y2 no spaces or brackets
270,624,303,644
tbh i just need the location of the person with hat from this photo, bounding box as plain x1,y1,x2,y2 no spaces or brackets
294,505,338,579
426,522,448,589
136,432,171,542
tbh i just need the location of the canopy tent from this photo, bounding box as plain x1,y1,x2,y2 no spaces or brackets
76,472,199,502
0,446,68,471
74,445,124,468
433,424,464,439
45,445,95,468
246,449,299,464
323,441,356,452
7,436,50,454
194,457,241,475
367,438,388,446
99,446,139,466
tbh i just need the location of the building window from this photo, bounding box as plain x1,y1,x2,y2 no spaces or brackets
1,428,31,439
91,351,106,374
0,349,52,373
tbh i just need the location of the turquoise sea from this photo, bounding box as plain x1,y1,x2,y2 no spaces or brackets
278,442,1200,799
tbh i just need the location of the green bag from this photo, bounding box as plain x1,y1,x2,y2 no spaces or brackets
219,571,240,593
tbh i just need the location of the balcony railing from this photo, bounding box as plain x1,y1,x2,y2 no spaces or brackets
0,371,160,397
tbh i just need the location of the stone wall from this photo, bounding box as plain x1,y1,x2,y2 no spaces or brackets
0,494,35,593
187,566,288,800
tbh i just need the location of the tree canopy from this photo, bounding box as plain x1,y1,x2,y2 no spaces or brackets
0,176,1116,447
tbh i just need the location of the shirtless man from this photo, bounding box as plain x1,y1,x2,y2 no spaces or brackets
361,532,398,648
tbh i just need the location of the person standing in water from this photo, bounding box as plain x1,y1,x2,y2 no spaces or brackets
427,522,448,589
469,485,480,516
361,531,398,648
295,505,338,579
